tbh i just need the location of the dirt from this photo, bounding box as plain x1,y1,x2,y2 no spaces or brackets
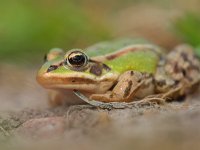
0,64,200,150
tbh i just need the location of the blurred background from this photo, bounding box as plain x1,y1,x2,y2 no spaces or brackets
0,0,200,110
1,0,200,66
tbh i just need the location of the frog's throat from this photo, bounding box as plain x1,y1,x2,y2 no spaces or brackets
37,72,119,93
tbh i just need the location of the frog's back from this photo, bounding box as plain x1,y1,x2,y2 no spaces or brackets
86,38,151,57
86,38,163,74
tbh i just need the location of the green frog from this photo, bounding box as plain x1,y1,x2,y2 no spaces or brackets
37,39,200,108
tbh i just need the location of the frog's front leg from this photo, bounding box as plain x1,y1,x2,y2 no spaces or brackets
90,71,155,102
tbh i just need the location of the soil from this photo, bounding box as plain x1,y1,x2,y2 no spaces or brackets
0,64,200,150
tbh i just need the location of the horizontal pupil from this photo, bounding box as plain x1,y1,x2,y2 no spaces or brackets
69,54,85,66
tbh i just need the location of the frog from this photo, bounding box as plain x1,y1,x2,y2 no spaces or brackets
36,39,200,108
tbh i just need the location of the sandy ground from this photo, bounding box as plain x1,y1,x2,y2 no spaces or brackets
0,64,200,150
1,1,200,149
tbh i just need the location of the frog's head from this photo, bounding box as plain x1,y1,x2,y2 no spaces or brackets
37,48,118,93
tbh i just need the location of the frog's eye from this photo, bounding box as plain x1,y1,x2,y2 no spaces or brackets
64,50,88,71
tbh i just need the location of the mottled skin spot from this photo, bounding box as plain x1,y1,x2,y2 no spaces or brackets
102,64,111,71
130,71,134,76
155,44,200,99
123,80,133,98
156,79,166,87
47,65,58,73
89,64,102,76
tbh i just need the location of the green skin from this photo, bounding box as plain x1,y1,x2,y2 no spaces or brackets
104,50,158,74
38,39,160,74
86,38,160,74
39,49,158,74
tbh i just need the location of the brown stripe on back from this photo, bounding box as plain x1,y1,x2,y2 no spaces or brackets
106,46,138,60
105,45,160,60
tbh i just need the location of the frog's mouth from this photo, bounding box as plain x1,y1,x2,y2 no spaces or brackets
36,72,118,93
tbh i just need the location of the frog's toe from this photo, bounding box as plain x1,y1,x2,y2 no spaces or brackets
90,92,122,103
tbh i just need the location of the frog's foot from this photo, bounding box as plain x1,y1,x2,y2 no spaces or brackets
74,90,165,109
90,71,155,103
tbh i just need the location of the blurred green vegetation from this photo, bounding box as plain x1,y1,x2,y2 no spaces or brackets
174,13,200,57
1,0,200,66
0,0,111,65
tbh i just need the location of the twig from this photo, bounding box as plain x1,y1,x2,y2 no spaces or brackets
0,125,10,137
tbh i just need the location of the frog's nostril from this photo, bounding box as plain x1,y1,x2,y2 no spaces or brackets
47,65,58,72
